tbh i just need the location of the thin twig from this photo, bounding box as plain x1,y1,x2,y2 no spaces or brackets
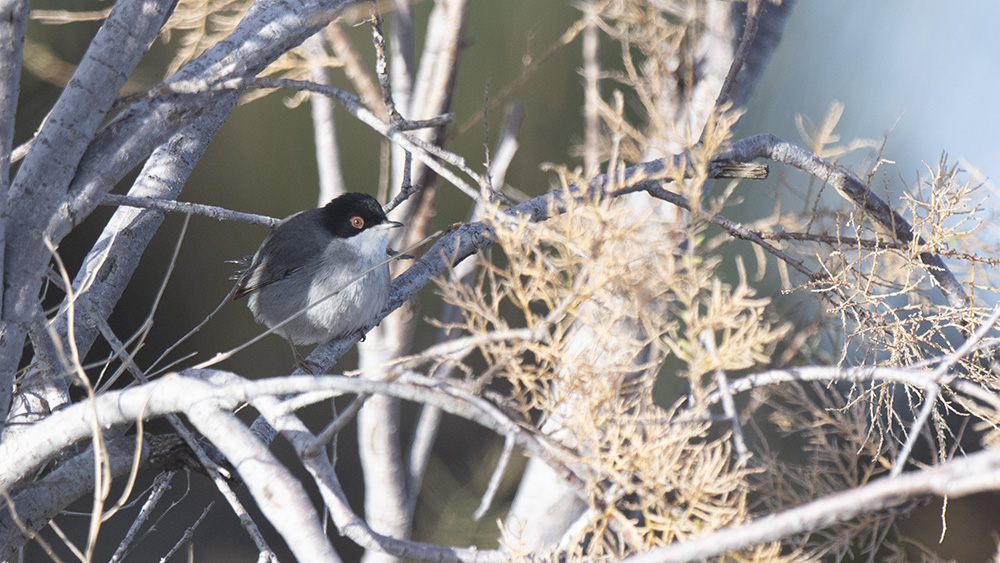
385,152,419,213
368,0,403,123
303,394,369,459
124,473,195,562
634,182,815,279
698,331,749,462
156,502,215,563
474,434,515,520
253,76,480,200
100,194,278,227
932,302,1000,381
705,365,1000,416
761,230,1000,266
324,24,385,116
891,303,1000,477
581,0,602,178
710,0,763,112
890,384,938,478
456,4,607,135
398,328,539,368
109,471,175,563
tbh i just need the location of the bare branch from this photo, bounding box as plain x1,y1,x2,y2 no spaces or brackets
707,365,1000,416
0,0,29,388
157,501,215,563
108,471,176,563
623,447,1000,563
100,194,278,227
719,133,969,309
250,76,481,200
186,404,340,561
368,0,402,123
699,331,749,461
711,0,763,113
0,437,147,560
325,23,385,116
233,371,507,563
474,434,516,521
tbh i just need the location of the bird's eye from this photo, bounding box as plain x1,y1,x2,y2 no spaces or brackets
350,216,365,229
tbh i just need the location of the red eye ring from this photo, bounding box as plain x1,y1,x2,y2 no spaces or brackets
350,216,365,229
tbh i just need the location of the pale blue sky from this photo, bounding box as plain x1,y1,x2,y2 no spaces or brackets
746,2,1000,188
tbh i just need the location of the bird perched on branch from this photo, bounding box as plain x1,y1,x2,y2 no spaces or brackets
232,192,402,371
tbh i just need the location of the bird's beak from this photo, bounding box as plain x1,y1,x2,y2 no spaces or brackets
384,221,404,229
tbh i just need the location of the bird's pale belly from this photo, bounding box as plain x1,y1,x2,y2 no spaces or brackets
248,264,390,345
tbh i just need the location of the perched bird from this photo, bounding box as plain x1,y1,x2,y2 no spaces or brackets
233,192,402,369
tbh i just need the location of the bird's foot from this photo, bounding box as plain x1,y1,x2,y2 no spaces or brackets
288,341,323,374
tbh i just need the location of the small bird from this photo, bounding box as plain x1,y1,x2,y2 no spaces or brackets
232,192,403,369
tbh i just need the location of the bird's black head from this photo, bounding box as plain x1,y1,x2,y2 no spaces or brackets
320,192,393,238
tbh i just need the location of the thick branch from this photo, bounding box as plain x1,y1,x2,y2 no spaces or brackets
210,370,506,563
1,0,175,428
0,372,580,502
0,370,572,561
186,403,341,561
0,437,147,560
0,0,28,428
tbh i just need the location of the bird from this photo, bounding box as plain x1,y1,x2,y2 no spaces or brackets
232,192,403,370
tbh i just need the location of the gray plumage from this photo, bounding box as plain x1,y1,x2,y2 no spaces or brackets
233,193,401,345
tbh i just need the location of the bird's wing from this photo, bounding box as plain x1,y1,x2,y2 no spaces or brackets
231,210,324,300
232,254,303,299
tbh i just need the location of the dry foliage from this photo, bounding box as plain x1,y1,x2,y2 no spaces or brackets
741,109,1000,559
436,167,791,560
